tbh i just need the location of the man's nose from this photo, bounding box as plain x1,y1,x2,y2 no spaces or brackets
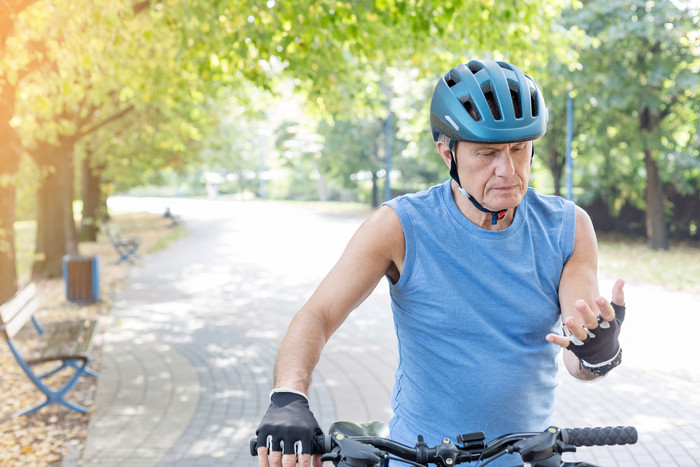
494,150,516,176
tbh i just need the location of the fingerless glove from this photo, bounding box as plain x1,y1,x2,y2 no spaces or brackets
568,302,625,376
255,391,322,455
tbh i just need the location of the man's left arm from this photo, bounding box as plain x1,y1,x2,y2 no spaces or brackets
547,206,626,380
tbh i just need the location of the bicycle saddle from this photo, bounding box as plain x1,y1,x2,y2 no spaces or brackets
329,421,390,438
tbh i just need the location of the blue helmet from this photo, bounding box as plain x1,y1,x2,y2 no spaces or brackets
430,59,548,143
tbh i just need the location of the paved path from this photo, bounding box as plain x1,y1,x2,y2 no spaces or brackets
82,197,700,466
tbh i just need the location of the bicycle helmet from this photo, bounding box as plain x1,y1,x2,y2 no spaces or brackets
430,59,548,143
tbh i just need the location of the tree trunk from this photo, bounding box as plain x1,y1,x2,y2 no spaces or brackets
80,152,106,242
30,140,79,279
644,149,668,250
371,171,379,208
548,147,564,198
0,82,21,302
640,107,668,250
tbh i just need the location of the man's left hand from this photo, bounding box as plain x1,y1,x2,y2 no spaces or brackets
547,279,626,376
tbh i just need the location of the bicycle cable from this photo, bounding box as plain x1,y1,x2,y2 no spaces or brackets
475,450,507,467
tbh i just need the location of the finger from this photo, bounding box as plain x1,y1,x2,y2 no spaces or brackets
297,453,312,467
612,278,625,306
313,454,323,467
546,333,572,349
281,453,298,467
595,296,616,322
574,300,599,330
269,450,283,467
561,315,590,342
257,447,271,467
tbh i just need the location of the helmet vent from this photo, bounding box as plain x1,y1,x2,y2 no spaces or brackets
467,62,484,74
458,95,480,121
510,89,523,119
530,88,539,117
481,83,502,121
445,72,461,88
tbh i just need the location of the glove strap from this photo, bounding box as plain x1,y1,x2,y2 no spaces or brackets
580,347,623,376
269,387,309,401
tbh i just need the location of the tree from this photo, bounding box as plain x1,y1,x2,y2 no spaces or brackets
0,0,42,301
14,0,218,277
564,0,700,249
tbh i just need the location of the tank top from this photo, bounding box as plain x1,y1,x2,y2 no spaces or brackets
384,180,576,462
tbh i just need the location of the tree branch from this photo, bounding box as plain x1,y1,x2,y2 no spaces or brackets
75,105,135,141
133,1,151,15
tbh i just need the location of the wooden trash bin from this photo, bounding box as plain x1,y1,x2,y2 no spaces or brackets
62,255,100,303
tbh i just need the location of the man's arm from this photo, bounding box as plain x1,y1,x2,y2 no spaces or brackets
273,205,404,392
257,205,404,467
548,206,625,380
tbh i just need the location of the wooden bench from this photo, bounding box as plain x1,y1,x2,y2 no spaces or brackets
0,283,98,416
106,227,141,263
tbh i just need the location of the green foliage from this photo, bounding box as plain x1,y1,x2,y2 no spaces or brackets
562,0,700,211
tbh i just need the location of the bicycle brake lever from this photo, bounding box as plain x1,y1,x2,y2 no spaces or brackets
321,447,341,463
332,434,382,466
512,429,559,462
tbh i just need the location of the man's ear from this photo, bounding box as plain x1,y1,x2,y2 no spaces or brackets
436,141,453,169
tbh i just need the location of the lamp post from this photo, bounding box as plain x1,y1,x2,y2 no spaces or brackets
565,85,574,201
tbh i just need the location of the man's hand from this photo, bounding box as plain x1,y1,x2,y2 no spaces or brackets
255,391,323,467
547,279,626,376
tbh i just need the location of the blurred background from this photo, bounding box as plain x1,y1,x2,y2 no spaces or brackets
1,0,699,300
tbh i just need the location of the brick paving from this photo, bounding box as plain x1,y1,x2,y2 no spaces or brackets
81,197,700,466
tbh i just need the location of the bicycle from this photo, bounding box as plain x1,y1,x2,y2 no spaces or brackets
251,420,637,467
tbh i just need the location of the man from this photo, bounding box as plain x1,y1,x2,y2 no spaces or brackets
255,58,626,467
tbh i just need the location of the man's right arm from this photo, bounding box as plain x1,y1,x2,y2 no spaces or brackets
256,205,404,467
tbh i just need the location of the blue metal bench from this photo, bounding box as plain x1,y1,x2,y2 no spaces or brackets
0,283,98,416
163,207,181,227
106,227,141,263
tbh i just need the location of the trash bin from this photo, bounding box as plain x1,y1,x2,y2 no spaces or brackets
62,255,100,303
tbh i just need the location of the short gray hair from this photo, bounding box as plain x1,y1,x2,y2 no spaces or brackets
437,133,451,145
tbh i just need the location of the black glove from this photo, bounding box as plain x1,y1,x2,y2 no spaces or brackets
567,302,625,376
255,391,322,455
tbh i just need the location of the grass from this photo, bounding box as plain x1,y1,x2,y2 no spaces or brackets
597,233,700,294
14,213,186,284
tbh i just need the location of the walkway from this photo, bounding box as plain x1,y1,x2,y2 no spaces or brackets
81,197,700,466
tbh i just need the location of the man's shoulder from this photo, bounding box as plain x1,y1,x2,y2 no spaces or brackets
387,181,448,208
525,188,573,210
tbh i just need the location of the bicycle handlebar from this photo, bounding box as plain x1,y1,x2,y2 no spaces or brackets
250,425,637,466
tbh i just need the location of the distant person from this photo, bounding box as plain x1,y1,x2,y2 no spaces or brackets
255,58,626,467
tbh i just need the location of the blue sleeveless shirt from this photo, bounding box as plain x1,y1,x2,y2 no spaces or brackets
384,180,576,458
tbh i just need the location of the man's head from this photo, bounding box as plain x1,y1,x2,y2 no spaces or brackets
430,59,548,223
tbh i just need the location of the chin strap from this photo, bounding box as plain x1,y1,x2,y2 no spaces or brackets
449,140,507,225
458,187,507,224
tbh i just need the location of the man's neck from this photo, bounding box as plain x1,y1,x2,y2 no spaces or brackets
450,181,515,231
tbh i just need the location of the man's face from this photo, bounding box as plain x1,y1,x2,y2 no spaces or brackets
452,140,532,212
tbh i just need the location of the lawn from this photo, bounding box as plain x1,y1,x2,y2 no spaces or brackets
597,233,700,294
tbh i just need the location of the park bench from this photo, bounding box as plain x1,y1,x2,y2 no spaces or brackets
106,226,141,263
163,207,181,226
0,283,98,416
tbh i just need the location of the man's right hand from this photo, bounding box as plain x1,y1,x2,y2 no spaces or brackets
255,390,323,467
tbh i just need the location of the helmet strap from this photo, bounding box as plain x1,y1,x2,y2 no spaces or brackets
449,140,507,225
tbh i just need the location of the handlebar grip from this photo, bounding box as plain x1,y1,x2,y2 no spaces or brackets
562,426,638,447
